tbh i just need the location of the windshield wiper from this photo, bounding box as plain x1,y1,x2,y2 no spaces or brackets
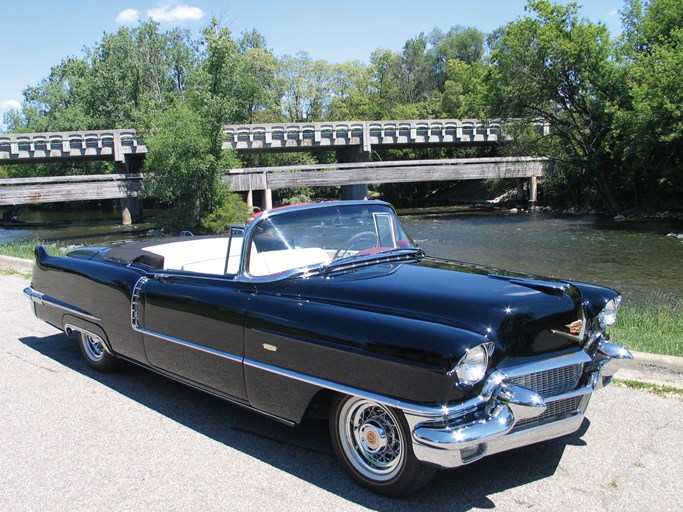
318,247,424,275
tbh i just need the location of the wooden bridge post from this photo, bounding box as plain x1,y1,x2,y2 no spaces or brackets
120,197,143,225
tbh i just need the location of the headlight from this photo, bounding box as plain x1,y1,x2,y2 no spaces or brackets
598,296,622,329
454,342,493,386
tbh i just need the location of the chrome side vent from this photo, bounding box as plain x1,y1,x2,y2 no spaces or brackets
131,277,148,329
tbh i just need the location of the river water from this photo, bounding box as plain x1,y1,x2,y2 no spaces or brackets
2,206,682,304
403,211,683,304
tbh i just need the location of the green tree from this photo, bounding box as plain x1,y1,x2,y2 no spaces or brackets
9,58,91,132
327,61,376,119
145,100,248,231
440,59,489,118
190,19,243,155
489,0,623,212
429,26,485,89
277,52,333,121
612,0,683,206
8,21,198,134
236,31,282,122
369,48,401,117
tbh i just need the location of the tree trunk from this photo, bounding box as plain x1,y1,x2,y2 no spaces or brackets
594,169,620,215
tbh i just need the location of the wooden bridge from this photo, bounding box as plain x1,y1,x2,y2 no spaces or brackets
0,174,144,207
225,156,547,192
0,156,546,211
227,156,546,209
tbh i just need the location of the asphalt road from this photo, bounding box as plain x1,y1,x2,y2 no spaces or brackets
2,273,682,511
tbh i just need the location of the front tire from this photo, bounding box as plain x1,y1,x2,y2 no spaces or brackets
329,394,435,497
77,331,120,373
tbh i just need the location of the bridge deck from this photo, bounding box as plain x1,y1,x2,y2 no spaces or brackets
224,157,549,191
0,174,144,206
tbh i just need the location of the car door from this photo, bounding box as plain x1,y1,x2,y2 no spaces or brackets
136,272,250,400
134,228,250,401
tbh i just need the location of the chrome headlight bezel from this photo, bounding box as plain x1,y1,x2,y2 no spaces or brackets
453,342,494,387
597,295,622,330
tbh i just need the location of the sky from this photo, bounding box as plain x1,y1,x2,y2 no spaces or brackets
0,0,626,128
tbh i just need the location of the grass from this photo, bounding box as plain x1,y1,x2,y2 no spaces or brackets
611,293,683,357
0,240,71,260
0,267,31,278
614,378,683,398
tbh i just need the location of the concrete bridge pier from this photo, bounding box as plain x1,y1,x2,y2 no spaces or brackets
336,146,369,200
116,155,144,225
529,176,538,208
516,177,540,209
120,197,143,225
244,188,272,211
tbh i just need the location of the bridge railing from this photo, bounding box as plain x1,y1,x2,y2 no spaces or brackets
0,129,146,164
222,119,551,152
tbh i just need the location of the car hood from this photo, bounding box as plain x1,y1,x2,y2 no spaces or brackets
281,256,597,358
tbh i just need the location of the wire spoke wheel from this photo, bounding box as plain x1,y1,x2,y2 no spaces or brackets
340,398,405,480
330,394,435,496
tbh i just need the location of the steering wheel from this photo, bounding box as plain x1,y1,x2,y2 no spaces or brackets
333,231,380,259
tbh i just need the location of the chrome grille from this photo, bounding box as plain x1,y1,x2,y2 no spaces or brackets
513,396,583,431
507,363,583,398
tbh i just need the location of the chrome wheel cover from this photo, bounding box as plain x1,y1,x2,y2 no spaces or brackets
338,397,405,481
82,333,105,362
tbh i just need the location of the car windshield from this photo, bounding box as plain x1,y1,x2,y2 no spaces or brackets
247,203,418,277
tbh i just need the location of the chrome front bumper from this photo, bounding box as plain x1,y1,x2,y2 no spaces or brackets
406,341,633,469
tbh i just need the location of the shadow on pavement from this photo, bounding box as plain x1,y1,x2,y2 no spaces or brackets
20,332,587,510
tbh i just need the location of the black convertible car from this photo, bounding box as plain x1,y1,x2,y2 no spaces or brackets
25,200,632,496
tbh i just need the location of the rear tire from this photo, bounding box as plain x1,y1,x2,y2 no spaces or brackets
329,394,436,497
77,331,121,373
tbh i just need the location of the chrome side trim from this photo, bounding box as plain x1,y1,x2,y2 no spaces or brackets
132,323,243,364
244,349,605,421
24,286,101,323
244,358,463,418
114,353,296,428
